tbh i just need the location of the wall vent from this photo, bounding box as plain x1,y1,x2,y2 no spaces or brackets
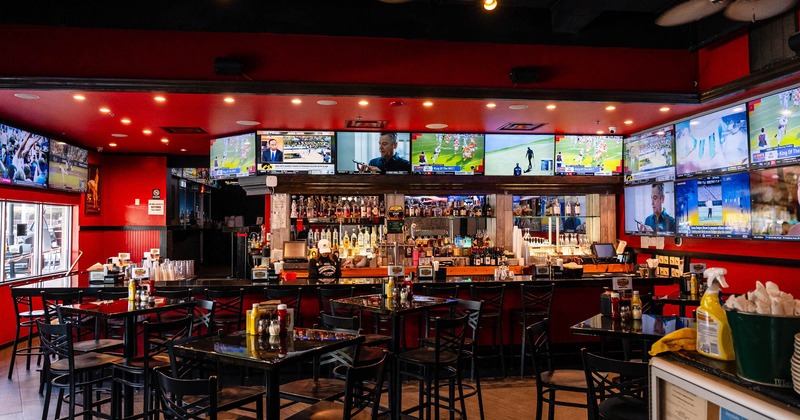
345,120,388,129
498,122,546,131
161,126,208,134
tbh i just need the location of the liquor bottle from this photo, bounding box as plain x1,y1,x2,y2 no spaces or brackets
370,226,377,248
575,199,581,216
360,197,367,218
290,198,298,218
332,229,339,249
484,201,493,217
350,229,358,250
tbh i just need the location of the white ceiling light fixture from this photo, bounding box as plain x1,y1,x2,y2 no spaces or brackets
14,93,40,100
484,0,498,11
236,120,260,126
656,0,797,26
426,123,449,129
317,100,338,106
509,104,528,110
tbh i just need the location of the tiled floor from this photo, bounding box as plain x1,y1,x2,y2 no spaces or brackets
1,339,589,419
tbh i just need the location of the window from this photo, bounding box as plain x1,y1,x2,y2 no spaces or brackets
1,201,72,282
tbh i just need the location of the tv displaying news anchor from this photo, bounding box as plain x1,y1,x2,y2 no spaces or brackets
261,138,284,163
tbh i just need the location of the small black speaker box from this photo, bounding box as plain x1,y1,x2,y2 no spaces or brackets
510,66,538,84
214,57,244,76
789,32,800,53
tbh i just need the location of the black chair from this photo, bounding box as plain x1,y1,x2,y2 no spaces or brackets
469,284,506,377
37,320,122,420
318,286,355,318
320,312,391,349
204,288,244,334
155,289,195,324
527,319,589,420
285,352,389,420
515,283,554,376
421,284,460,338
97,289,130,339
190,298,216,336
399,312,469,420
111,315,194,420
581,349,649,420
43,290,124,355
154,366,265,420
8,288,45,380
265,286,303,327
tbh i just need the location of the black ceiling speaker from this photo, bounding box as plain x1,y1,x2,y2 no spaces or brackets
510,66,538,84
214,57,244,75
789,31,800,53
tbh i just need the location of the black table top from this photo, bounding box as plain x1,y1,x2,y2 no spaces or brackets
571,313,696,341
332,294,456,316
59,297,194,318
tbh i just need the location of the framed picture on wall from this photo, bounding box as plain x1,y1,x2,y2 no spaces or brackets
85,164,100,214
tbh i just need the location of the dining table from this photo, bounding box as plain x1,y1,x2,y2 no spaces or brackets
570,313,696,360
332,293,457,419
173,328,365,420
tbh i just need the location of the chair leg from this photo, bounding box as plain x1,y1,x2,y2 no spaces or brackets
8,324,21,380
535,388,543,420
473,359,485,420
41,377,52,420
547,389,555,420
519,325,527,377
497,319,506,377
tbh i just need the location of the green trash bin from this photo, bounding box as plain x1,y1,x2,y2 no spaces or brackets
726,307,800,388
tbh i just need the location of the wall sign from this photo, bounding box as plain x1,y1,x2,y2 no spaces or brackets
152,189,161,199
148,199,165,215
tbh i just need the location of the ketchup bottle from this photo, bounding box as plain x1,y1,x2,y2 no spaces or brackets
277,304,289,334
610,292,621,321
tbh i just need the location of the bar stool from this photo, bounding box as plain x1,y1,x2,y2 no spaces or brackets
265,286,303,327
470,284,506,377
43,290,124,354
421,284,460,338
513,283,554,376
8,288,45,380
204,288,244,334
318,286,355,320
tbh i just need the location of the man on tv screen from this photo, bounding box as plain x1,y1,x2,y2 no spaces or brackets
357,132,411,174
262,138,283,163
639,183,675,234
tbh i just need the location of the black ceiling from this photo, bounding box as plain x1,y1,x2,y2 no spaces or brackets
0,0,750,50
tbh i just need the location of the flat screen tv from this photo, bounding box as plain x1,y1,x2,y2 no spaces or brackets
750,165,800,240
257,131,335,175
554,135,623,175
484,134,555,176
748,88,800,168
0,122,49,188
623,181,676,236
623,127,676,185
675,103,749,178
48,140,88,193
410,133,485,175
674,172,751,239
335,132,411,174
209,132,257,180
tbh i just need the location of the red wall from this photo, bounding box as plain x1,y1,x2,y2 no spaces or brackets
697,32,750,92
0,25,697,93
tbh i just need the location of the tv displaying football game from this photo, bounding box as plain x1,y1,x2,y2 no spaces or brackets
623,127,676,185
554,135,623,175
209,132,257,180
0,122,49,188
48,140,88,192
748,87,800,168
410,133,485,175
336,132,411,174
257,131,335,175
623,181,676,236
675,104,749,178
674,172,751,239
484,134,555,176
750,165,800,240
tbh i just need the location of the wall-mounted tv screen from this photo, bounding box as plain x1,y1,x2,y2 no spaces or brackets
623,181,676,236
336,132,411,174
257,131,335,175
0,123,49,188
209,132,256,180
485,134,555,176
674,172,751,239
750,165,800,240
623,127,676,185
48,140,88,192
675,104,749,178
554,135,623,175
411,133,485,175
748,88,800,168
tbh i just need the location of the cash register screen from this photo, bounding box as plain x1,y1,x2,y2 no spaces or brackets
283,241,308,261
592,243,615,261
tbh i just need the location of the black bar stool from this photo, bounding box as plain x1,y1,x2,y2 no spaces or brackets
470,284,506,377
8,288,45,380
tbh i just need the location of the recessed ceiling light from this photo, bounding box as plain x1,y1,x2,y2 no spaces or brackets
358,100,369,106
142,129,152,135
423,101,434,107
546,104,557,110
161,138,169,144
623,120,633,125
236,120,260,126
223,97,235,103
180,148,187,152
659,107,670,112
509,104,528,110
486,103,496,108
316,100,338,106
605,105,616,111
425,123,448,129
109,143,118,147
154,96,166,102
73,95,86,101
14,93,40,100
596,130,604,134
99,107,111,113
291,98,302,104
120,118,131,124
484,0,497,11
111,133,127,138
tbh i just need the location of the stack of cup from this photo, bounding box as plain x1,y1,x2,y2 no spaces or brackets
793,333,800,394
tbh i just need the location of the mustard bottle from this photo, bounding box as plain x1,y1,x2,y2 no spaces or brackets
247,303,260,335
128,278,136,301
696,268,735,361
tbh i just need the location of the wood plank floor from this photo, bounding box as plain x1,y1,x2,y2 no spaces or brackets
1,340,589,419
